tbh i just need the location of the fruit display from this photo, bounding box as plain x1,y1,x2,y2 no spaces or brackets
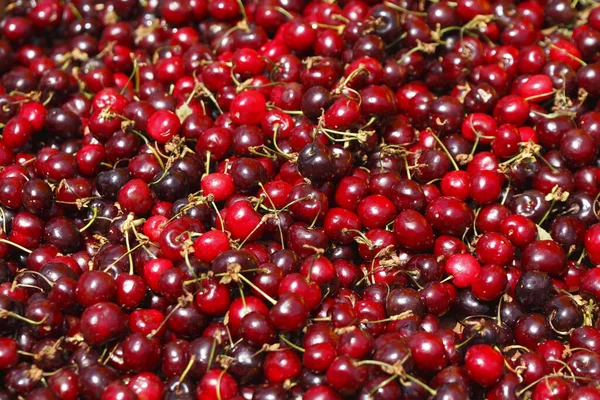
1,0,600,399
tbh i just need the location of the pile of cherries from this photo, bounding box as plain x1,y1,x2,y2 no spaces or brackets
2,0,600,398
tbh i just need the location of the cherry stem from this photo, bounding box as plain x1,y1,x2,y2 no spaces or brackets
383,1,427,15
209,201,226,234
361,116,376,130
577,249,587,265
343,228,372,248
0,238,32,254
272,125,294,160
548,311,573,336
401,374,437,396
203,150,211,179
199,83,223,114
0,309,48,325
358,359,395,368
517,373,592,397
183,275,208,286
496,295,504,326
308,201,322,230
454,332,476,349
524,89,557,102
538,198,555,227
216,369,226,400
592,192,600,223
336,65,367,94
545,41,587,66
554,358,577,378
257,182,278,211
279,335,305,353
178,355,196,386
310,22,344,34
79,206,99,233
237,215,269,249
279,194,314,212
102,241,145,273
538,153,557,172
429,132,459,171
236,272,277,306
102,342,121,365
14,270,54,288
502,345,531,353
148,303,182,339
0,207,7,233
130,130,166,169
235,0,247,21
14,283,44,292
120,58,140,95
274,6,294,19
584,300,595,326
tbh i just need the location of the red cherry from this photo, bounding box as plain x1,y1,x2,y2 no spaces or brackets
193,230,231,263
518,74,554,103
465,344,504,387
223,199,265,242
201,172,235,202
444,254,481,288
393,210,434,252
585,224,600,265
147,110,181,144
230,90,267,126
356,194,396,230
143,258,174,292
475,232,515,266
471,264,508,301
117,179,154,215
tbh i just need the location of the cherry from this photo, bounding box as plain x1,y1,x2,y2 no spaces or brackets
224,199,264,242
407,332,448,373
324,97,361,130
127,372,165,400
464,344,504,387
586,224,600,265
393,210,434,252
0,338,18,370
48,369,79,400
500,215,538,249
515,313,551,350
521,240,567,277
298,143,336,184
475,232,515,267
78,365,119,400
230,90,267,126
531,376,572,400
471,264,508,301
121,333,161,373
304,385,342,400
514,271,553,311
101,381,138,400
115,274,146,309
146,110,181,144
441,170,471,200
75,271,116,307
426,196,474,237
80,302,127,346
445,254,481,288
0,1,598,397
263,348,302,384
117,179,154,215
325,355,368,395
